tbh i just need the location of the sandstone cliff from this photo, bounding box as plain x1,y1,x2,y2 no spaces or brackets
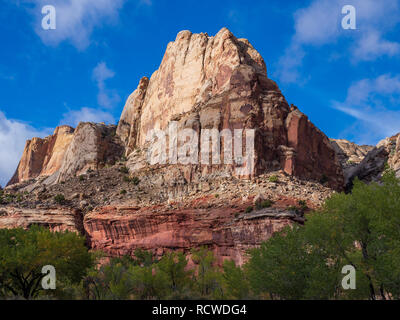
0,206,82,233
7,126,74,186
117,28,344,189
7,123,124,187
84,204,298,266
55,122,124,183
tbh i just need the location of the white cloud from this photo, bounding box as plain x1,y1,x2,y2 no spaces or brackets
333,74,400,144
293,0,340,45
0,111,52,187
92,62,120,109
276,43,306,84
352,31,400,61
60,107,115,127
29,0,126,50
276,0,400,83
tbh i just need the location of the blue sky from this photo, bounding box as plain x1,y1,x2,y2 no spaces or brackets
0,0,399,186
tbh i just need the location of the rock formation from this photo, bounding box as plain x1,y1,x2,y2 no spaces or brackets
7,123,124,187
330,139,374,187
2,28,355,265
117,28,344,189
342,133,400,189
84,204,299,266
7,126,74,186
55,122,123,183
330,139,373,167
0,206,82,233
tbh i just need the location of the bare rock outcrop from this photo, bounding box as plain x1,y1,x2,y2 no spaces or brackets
330,139,373,167
330,139,374,186
56,122,123,183
0,206,82,233
84,203,299,266
341,134,400,190
117,28,344,189
7,126,75,186
6,123,124,187
377,133,400,176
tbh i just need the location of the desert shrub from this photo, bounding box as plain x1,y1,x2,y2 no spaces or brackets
268,175,278,183
245,206,253,213
54,194,65,205
131,177,140,185
298,200,308,211
119,166,129,174
259,199,273,209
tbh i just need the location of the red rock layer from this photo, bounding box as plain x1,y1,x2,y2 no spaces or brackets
84,204,298,266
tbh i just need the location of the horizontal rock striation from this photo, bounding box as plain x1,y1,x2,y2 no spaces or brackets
0,206,82,233
84,204,299,265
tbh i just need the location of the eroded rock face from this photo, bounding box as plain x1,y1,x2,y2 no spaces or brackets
6,123,124,187
330,139,373,166
340,134,400,190
330,139,374,186
377,134,400,176
116,77,149,156
84,204,298,266
0,207,82,233
284,107,343,188
7,126,75,186
56,122,124,183
117,28,344,189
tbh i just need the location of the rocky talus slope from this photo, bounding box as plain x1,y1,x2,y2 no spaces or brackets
3,28,399,264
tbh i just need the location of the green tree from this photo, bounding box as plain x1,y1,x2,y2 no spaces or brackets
84,258,135,300
0,226,93,299
246,225,337,300
191,247,223,299
130,264,169,299
246,169,400,300
305,170,400,299
156,252,193,299
222,260,251,299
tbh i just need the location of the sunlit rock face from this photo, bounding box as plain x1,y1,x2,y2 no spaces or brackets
117,28,344,189
7,126,75,186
